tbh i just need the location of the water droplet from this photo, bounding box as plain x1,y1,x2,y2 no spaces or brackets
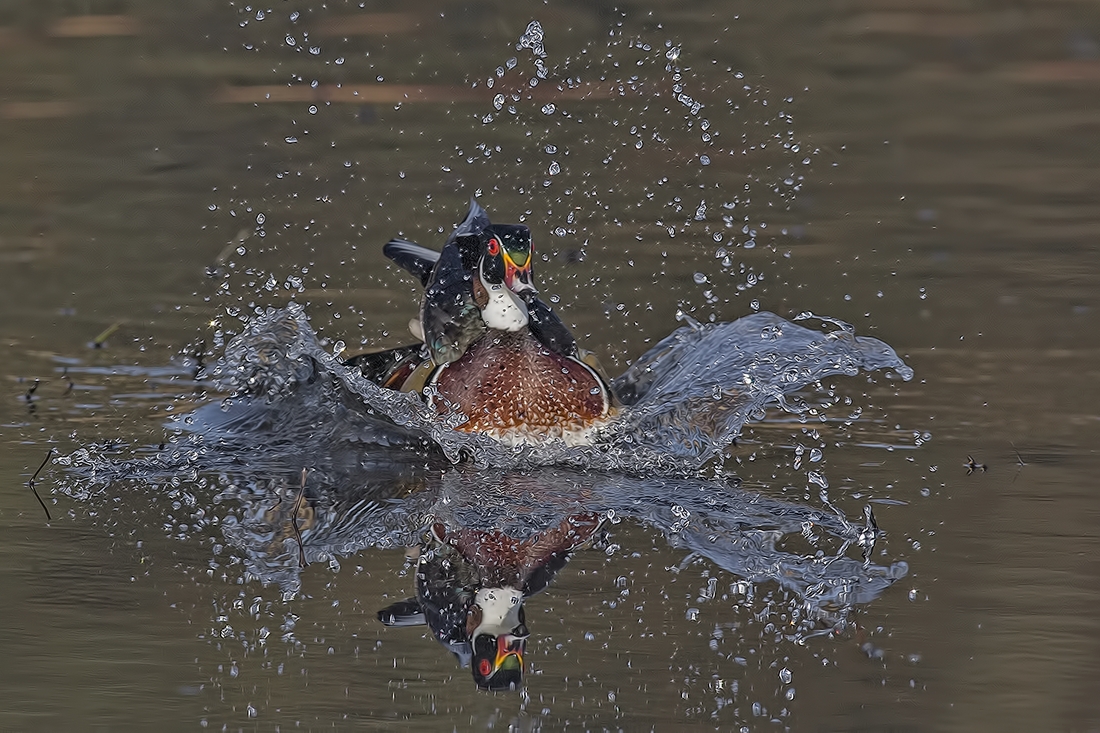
285,35,295,46
693,272,707,285
541,103,556,115
666,46,681,61
808,471,828,488
545,144,557,154
493,94,505,110
750,299,760,311
308,105,318,114
548,161,560,175
517,20,546,58
700,154,711,166
779,668,792,684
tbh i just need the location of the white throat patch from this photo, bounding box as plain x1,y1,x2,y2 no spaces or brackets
480,279,529,331
473,587,524,636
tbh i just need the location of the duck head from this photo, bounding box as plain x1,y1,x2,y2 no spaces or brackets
476,224,535,331
467,586,528,691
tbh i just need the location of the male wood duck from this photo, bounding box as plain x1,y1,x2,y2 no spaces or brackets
350,200,615,445
378,512,603,691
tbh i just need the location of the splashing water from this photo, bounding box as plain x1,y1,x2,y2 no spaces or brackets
516,20,546,60
47,24,918,652
516,20,549,81
50,290,912,652
187,303,910,473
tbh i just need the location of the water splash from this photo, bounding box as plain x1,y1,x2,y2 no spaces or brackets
190,303,910,473
610,311,913,464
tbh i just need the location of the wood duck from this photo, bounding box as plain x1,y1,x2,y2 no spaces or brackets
351,200,615,445
377,512,603,691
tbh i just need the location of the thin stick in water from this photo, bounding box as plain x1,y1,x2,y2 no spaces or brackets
291,468,309,568
28,447,53,520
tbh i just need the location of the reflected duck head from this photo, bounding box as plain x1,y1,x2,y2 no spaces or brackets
467,587,528,692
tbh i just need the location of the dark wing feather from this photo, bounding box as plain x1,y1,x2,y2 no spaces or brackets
421,240,484,365
382,199,489,286
377,598,426,627
382,198,494,365
448,198,491,244
524,293,579,358
383,238,440,287
343,342,426,384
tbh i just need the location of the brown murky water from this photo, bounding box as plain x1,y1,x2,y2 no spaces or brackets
2,1,1099,730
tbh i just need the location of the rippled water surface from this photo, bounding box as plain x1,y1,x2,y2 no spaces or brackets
2,1,1100,731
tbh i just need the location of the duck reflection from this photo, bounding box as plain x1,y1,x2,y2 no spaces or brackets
379,513,602,691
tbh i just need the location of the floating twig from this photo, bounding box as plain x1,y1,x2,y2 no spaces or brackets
27,448,53,520
1010,441,1028,483
24,378,40,402
964,455,987,476
62,368,74,396
93,322,121,348
291,468,309,568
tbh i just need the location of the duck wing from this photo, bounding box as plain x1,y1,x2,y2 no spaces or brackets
383,238,439,287
524,293,579,358
382,198,490,285
421,239,485,365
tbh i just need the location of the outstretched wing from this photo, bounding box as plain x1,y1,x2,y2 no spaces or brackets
421,240,484,365
383,238,440,287
524,293,579,358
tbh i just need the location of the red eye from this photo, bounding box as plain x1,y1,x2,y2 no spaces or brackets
478,659,493,676
487,238,500,256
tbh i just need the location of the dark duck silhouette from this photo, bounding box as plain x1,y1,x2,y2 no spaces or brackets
348,199,615,445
